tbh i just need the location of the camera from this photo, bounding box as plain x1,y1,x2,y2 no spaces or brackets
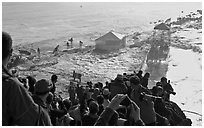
167,90,176,95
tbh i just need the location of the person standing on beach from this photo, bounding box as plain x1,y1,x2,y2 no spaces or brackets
67,41,70,49
68,38,73,48
79,41,83,49
2,32,39,125
53,45,59,54
37,48,40,59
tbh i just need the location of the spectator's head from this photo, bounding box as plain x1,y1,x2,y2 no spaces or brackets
161,77,167,83
86,98,95,107
156,82,162,87
63,99,72,111
115,74,123,82
94,88,100,94
94,83,99,88
2,32,13,65
152,86,159,96
129,76,140,88
34,79,52,98
105,81,109,86
27,76,36,94
96,95,104,105
98,82,103,89
144,72,150,78
87,81,93,88
138,70,143,75
157,86,163,96
103,88,110,99
51,74,58,83
89,81,93,85
123,76,128,81
88,101,99,115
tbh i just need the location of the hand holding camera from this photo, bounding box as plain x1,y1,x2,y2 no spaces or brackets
108,94,126,110
167,90,176,95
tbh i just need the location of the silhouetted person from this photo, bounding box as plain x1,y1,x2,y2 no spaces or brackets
141,72,150,88
68,38,73,48
37,48,40,59
32,79,53,125
27,76,36,95
2,32,39,125
67,41,70,49
109,74,127,99
82,101,99,125
50,74,58,94
136,70,143,80
79,41,83,49
53,45,59,54
160,77,175,101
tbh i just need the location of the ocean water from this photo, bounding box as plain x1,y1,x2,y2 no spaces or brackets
2,2,201,46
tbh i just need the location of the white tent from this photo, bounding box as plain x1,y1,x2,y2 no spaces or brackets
95,31,126,51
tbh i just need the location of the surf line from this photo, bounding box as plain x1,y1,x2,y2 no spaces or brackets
183,110,202,117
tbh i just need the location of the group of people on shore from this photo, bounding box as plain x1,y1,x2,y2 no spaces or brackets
2,32,192,126
36,37,84,59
